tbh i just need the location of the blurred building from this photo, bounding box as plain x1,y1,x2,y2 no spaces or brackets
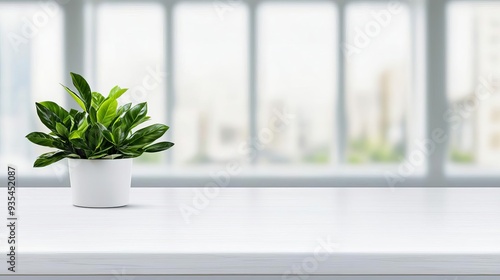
475,7,500,165
0,22,33,163
452,7,500,165
348,66,407,163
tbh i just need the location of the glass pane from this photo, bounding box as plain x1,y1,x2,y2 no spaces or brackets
0,3,64,176
257,2,337,165
447,2,500,166
345,2,411,164
96,3,167,164
173,3,248,165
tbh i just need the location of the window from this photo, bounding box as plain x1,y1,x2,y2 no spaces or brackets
257,2,337,165
1,0,498,187
174,3,249,165
447,1,500,168
345,2,411,164
95,2,168,165
0,2,64,178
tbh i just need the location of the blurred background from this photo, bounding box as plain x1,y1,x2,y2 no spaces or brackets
0,0,498,187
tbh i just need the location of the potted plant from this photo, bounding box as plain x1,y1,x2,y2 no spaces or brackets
26,72,174,208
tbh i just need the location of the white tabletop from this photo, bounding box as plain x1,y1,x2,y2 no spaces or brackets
2,187,500,275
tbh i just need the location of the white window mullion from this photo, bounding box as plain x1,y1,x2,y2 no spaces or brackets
85,0,97,87
249,1,258,165
164,1,174,165
336,0,347,164
407,0,427,177
63,0,85,109
425,0,448,184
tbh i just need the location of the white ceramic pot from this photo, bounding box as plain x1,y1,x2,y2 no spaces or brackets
68,158,133,208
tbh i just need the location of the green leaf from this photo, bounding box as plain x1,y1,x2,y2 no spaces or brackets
55,122,69,138
95,123,115,145
112,125,125,145
70,72,92,110
91,92,106,109
69,138,88,150
69,130,82,140
35,103,57,132
108,86,128,100
85,124,103,150
52,140,67,151
125,124,169,148
88,106,97,124
26,132,58,148
143,141,175,153
70,118,89,140
39,101,69,121
78,118,89,131
122,102,147,133
69,109,79,116
66,154,81,159
102,129,115,144
117,103,132,116
88,153,108,159
33,151,66,168
72,112,86,130
103,154,123,159
130,116,151,130
96,144,114,154
118,147,143,158
97,98,118,127
63,115,73,129
110,103,132,126
61,84,86,111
